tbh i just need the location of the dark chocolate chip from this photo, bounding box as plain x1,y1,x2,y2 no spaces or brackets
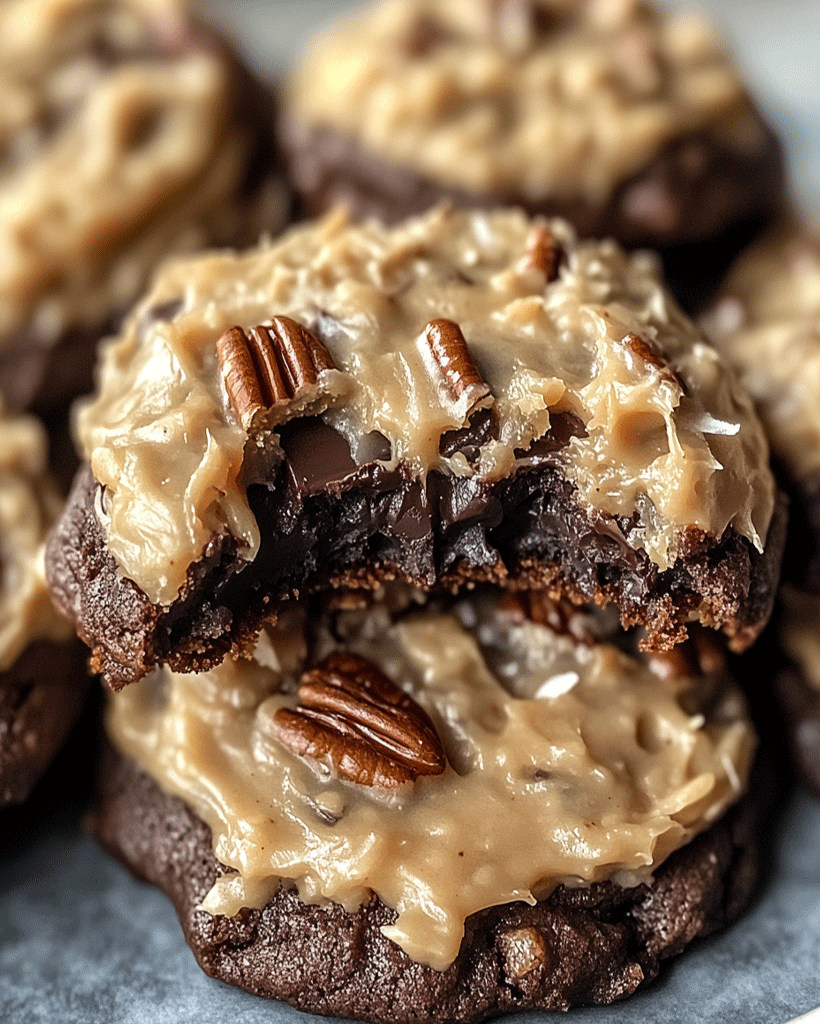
388,481,433,542
440,407,498,459
432,474,502,530
279,418,360,497
279,419,398,499
514,411,587,461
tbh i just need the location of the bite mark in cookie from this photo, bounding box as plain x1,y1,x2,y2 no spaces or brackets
46,209,784,687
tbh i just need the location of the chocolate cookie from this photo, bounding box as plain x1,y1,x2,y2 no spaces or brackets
0,410,91,807
91,751,761,1022
281,0,784,311
45,208,785,689
704,220,820,591
89,582,763,1021
701,225,820,795
0,639,89,808
0,0,289,415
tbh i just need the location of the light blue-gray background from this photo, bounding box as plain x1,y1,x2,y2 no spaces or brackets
2,3,819,1023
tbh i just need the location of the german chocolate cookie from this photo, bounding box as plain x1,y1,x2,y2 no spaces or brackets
705,220,820,590
281,0,785,310
90,590,762,1020
0,639,89,807
0,410,89,808
0,0,289,414
93,752,761,1022
45,208,785,689
703,223,820,798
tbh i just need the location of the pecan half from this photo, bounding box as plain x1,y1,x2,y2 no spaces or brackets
217,316,336,430
423,318,491,411
271,652,446,789
524,225,562,282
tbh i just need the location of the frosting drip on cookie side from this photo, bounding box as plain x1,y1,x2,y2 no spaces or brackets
78,208,774,604
0,409,72,671
105,593,755,970
287,0,766,202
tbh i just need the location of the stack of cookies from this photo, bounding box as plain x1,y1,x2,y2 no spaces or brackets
6,0,816,1019
46,205,786,1017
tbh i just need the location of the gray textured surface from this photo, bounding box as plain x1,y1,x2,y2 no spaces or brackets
2,1,820,1022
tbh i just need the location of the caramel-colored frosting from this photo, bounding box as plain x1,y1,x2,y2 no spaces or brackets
106,590,755,970
288,0,765,202
704,221,820,484
79,207,774,605
0,409,72,672
0,0,280,356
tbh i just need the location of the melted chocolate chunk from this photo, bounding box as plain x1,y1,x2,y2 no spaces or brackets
514,411,587,461
279,419,395,498
280,418,359,496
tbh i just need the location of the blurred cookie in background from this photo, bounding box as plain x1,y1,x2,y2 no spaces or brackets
775,587,820,797
281,0,785,311
705,220,820,797
704,219,820,591
0,407,88,809
0,0,290,417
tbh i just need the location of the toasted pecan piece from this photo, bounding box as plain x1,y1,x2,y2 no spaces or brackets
524,225,563,282
271,651,446,789
423,318,491,412
217,316,336,430
619,331,684,389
